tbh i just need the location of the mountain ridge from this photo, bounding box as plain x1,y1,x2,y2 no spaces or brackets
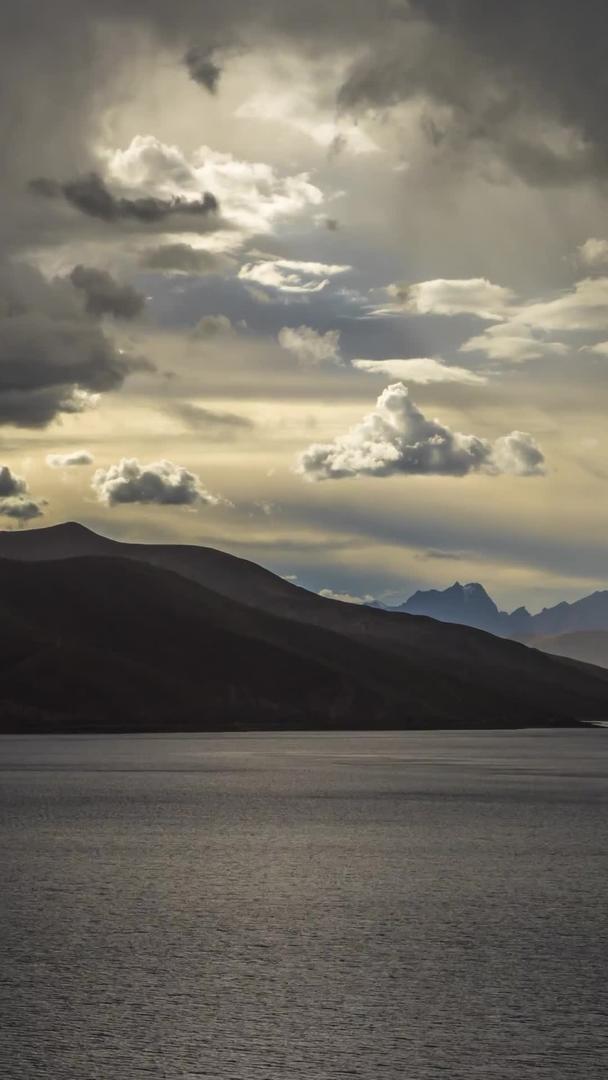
391,579,608,640
1,522,608,731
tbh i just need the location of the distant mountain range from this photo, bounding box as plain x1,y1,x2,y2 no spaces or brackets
387,580,608,668
394,582,526,636
2,522,608,732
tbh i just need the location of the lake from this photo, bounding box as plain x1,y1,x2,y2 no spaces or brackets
1,729,607,1078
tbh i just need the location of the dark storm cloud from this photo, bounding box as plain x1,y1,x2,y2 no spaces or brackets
0,465,44,521
338,1,608,184
0,464,26,497
30,173,219,225
0,264,153,427
0,314,151,427
9,1,608,205
70,265,145,319
0,496,44,522
184,46,222,92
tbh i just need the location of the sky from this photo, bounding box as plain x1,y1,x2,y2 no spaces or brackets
2,0,608,612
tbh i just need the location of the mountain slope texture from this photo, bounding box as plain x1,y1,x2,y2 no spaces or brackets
1,523,608,731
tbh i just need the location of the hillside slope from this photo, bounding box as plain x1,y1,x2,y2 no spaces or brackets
1,525,608,730
529,630,608,670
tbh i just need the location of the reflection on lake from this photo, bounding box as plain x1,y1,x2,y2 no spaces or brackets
1,729,607,1079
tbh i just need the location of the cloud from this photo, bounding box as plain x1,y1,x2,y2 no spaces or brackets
491,431,546,478
353,357,485,385
167,402,253,438
278,325,342,365
0,464,27,497
383,278,515,320
459,323,568,363
0,264,152,428
141,243,233,275
239,256,350,294
184,46,222,93
417,549,468,562
92,457,223,508
236,87,378,155
319,588,374,605
577,238,608,269
6,0,608,262
192,314,234,339
46,450,94,468
30,171,219,226
244,285,274,304
389,274,608,342
0,496,44,522
106,135,323,243
61,388,101,414
0,314,147,427
70,265,145,319
514,278,608,331
583,341,608,358
336,3,608,186
0,464,44,522
296,382,544,481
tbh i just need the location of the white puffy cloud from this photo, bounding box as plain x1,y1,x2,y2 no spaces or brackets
319,588,375,605
385,273,608,341
239,256,350,293
278,325,342,365
514,277,608,331
46,450,94,468
352,357,485,385
296,383,545,481
380,278,515,320
106,135,323,247
62,388,101,414
459,322,568,363
577,238,608,268
491,431,546,477
92,458,222,508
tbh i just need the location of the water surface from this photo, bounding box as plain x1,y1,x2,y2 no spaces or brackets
1,729,607,1078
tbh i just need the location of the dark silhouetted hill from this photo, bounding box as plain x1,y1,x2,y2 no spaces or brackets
528,630,608,670
1,523,608,731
